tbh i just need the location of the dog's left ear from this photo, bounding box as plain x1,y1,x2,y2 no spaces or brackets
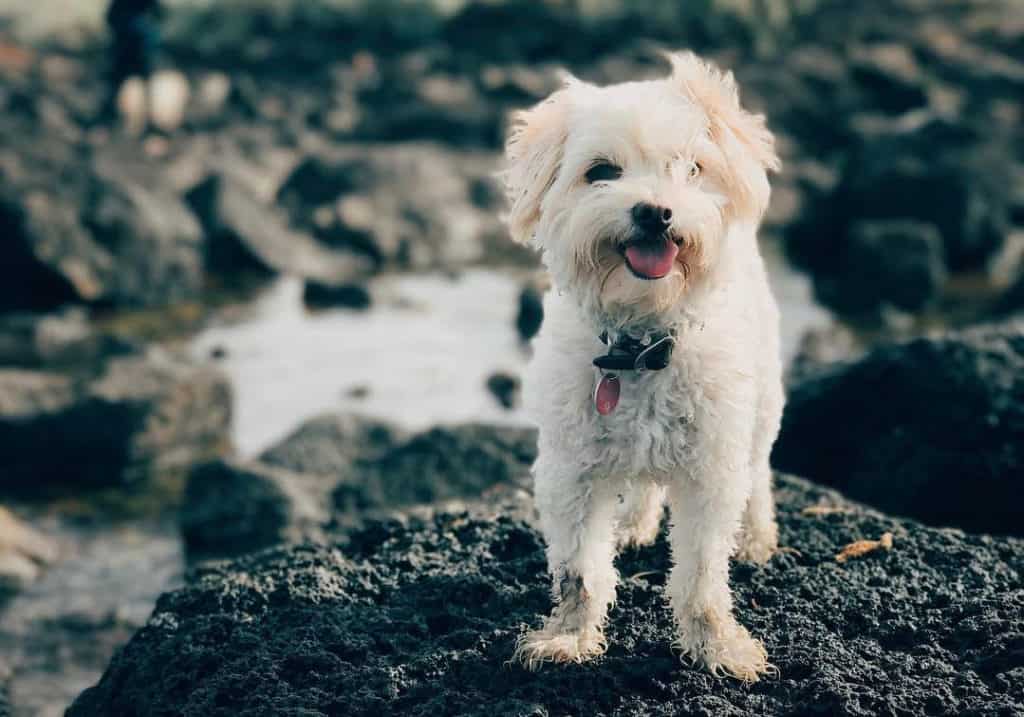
503,84,572,245
668,52,780,219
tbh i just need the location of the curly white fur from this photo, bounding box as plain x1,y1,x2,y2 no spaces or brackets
505,52,784,681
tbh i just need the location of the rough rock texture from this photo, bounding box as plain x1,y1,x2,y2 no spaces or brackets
330,423,537,515
71,475,1024,716
773,320,1024,536
0,349,232,494
180,416,536,561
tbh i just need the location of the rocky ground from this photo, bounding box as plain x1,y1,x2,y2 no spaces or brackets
70,475,1024,716
0,0,1022,714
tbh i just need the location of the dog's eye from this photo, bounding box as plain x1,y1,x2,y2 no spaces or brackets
585,162,623,184
689,161,702,179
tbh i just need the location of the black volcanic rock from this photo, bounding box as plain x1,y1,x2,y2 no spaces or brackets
848,43,929,115
812,220,947,316
181,414,400,561
515,281,544,343
301,282,372,311
71,475,1024,716
486,372,521,410
773,320,1024,536
990,272,1024,319
179,416,535,561
181,459,328,561
785,118,1015,315
0,349,231,495
331,423,536,515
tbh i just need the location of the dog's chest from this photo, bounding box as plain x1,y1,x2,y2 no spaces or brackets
587,365,699,476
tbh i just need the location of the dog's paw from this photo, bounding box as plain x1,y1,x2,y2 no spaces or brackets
512,626,607,670
675,612,775,683
736,523,778,565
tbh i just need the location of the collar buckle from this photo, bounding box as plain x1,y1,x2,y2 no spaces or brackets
593,330,675,372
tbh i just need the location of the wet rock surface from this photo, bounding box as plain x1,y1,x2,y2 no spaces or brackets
0,514,184,717
71,474,1024,717
0,348,232,495
773,319,1024,536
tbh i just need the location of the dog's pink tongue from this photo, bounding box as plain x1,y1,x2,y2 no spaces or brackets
625,238,678,279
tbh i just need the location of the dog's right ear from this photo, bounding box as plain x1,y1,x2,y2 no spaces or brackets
503,86,571,245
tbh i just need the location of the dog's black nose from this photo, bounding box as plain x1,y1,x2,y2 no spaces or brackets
631,202,673,235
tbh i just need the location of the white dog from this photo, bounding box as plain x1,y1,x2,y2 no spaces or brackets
504,52,783,681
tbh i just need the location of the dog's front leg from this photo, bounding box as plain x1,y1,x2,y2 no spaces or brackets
667,451,771,682
514,468,619,669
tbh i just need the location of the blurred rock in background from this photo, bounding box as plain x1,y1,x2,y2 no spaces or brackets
775,318,1024,536
0,348,231,495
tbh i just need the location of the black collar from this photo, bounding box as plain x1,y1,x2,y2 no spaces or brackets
593,329,676,372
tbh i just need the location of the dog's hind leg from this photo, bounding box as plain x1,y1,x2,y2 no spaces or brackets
514,466,619,669
616,481,665,550
737,379,782,564
737,464,777,564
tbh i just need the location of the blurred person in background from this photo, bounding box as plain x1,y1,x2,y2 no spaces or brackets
102,0,163,134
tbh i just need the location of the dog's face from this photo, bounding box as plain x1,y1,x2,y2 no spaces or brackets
504,53,779,324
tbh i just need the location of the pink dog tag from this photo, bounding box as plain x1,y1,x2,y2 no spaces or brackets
595,374,620,415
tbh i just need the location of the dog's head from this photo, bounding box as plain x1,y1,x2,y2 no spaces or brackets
504,52,779,325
